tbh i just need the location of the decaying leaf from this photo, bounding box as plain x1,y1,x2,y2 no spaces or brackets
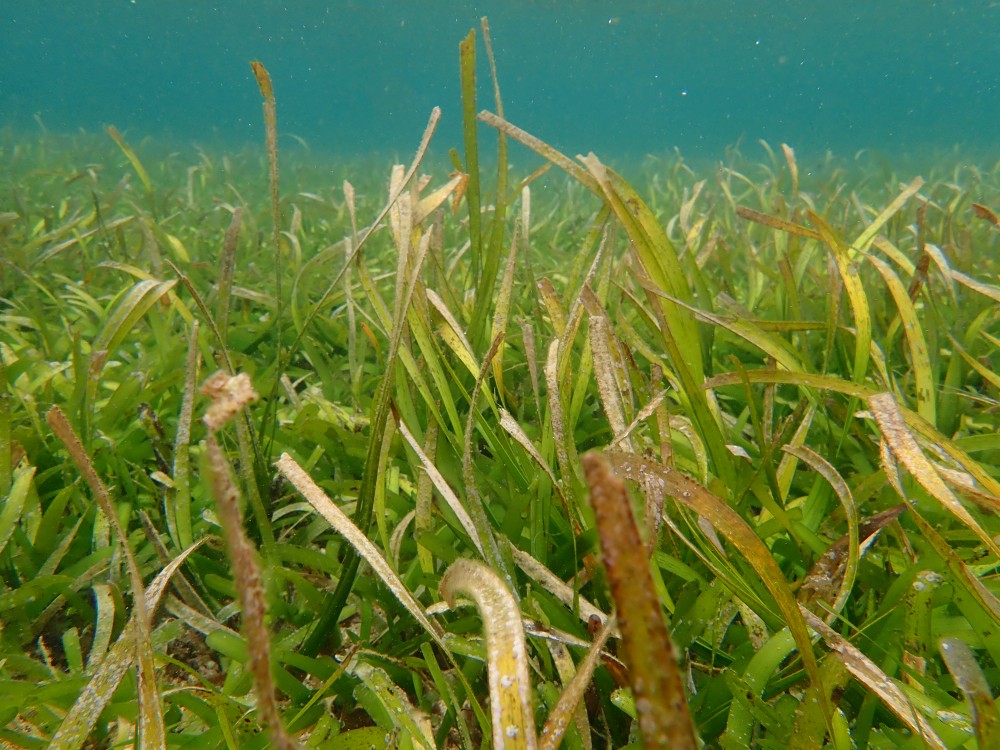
200,371,259,430
439,558,537,750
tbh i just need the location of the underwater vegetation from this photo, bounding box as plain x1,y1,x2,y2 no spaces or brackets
2,19,1000,750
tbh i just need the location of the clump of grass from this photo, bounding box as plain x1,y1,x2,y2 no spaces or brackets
1,19,999,750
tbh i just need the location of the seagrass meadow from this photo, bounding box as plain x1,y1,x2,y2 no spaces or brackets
3,25,1000,750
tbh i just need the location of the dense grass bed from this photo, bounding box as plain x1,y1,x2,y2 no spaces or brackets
2,41,1000,750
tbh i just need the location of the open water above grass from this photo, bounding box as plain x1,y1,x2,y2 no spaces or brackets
2,1,998,165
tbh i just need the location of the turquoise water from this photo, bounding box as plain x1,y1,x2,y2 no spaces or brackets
2,1,998,163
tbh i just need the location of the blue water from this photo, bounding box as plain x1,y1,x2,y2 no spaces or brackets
2,1,998,163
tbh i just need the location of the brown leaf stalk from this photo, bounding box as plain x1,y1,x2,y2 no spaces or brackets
200,373,298,749
46,405,164,746
583,451,698,750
